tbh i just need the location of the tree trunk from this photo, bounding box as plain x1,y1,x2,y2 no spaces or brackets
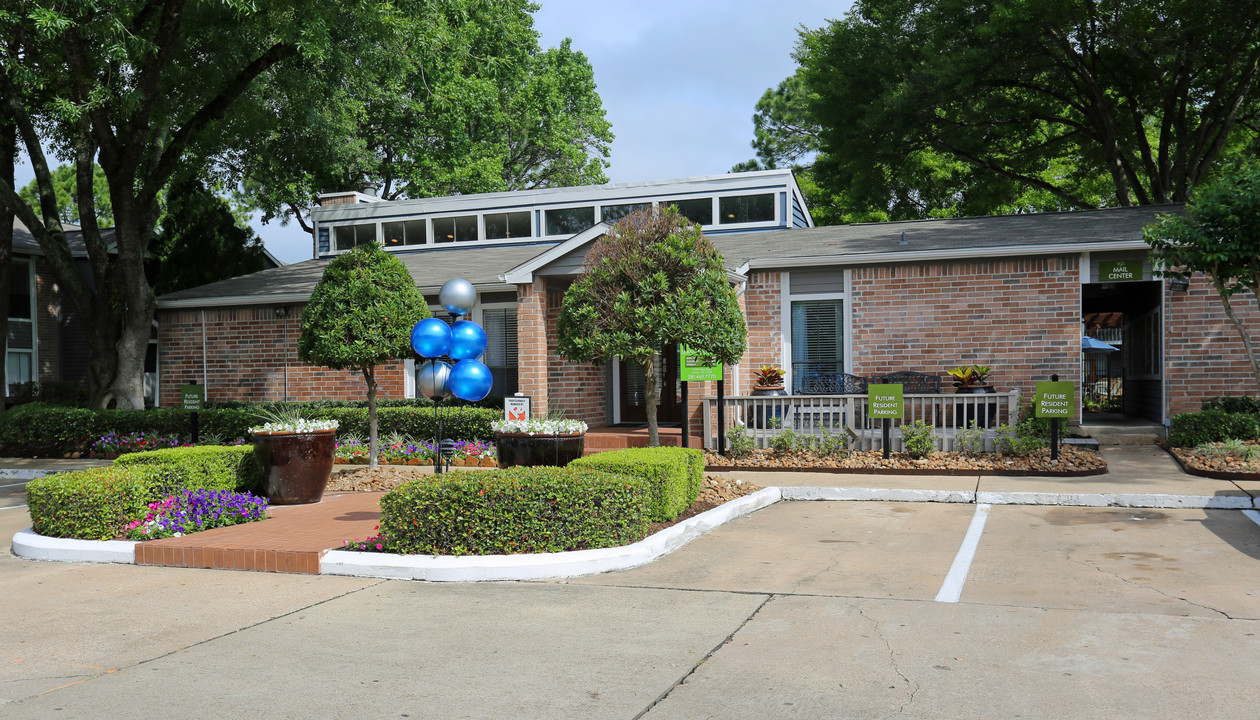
364,366,379,470
1215,278,1260,392
641,352,660,447
0,119,13,400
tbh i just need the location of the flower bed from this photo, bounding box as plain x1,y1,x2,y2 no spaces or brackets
124,489,269,540
334,438,497,467
1167,440,1260,478
89,431,188,458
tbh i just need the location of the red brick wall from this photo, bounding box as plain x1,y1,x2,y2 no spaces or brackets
516,279,550,415
157,305,406,406
740,271,783,395
849,256,1081,402
543,279,605,424
1165,276,1260,416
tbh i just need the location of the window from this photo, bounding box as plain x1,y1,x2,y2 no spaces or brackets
334,223,377,251
484,211,531,240
6,259,33,396
791,300,843,394
433,215,478,243
482,307,519,395
382,219,426,247
719,194,774,224
544,207,595,236
9,259,30,320
669,198,713,225
599,203,648,223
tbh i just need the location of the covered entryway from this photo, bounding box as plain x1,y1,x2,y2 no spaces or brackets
615,347,681,425
1082,271,1164,424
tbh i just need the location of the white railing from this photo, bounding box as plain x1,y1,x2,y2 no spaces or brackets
702,391,1023,453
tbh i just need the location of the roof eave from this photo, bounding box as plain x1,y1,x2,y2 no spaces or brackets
744,240,1150,270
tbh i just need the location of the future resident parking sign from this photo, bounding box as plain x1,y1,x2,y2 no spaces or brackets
868,384,904,419
1034,381,1074,418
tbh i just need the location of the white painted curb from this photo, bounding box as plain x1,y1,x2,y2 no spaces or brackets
782,487,975,503
12,527,136,564
975,491,1255,509
320,486,783,581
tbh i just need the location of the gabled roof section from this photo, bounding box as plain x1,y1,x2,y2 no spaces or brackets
12,216,100,257
500,223,609,284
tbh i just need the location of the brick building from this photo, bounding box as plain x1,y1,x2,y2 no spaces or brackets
155,171,1259,442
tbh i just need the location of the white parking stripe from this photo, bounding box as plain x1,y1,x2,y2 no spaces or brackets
0,481,29,488
1244,509,1260,528
0,504,28,510
935,503,991,603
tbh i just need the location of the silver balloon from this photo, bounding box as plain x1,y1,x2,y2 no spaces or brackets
438,277,477,317
417,359,452,400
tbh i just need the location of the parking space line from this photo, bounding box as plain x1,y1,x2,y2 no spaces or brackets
1244,509,1260,528
935,503,991,603
0,504,28,510
0,481,29,488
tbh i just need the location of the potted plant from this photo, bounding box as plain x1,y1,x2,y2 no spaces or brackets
491,417,588,468
250,410,339,505
750,364,788,429
948,364,997,428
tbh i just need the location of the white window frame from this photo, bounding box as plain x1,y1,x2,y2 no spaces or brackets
780,269,851,393
541,204,598,238
715,191,780,229
5,258,37,396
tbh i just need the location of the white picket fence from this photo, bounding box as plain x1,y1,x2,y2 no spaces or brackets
702,391,1023,453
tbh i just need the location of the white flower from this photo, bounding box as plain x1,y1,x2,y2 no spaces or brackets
491,418,588,435
250,418,340,434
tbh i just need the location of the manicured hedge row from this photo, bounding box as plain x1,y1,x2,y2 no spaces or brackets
569,447,704,522
27,466,177,540
0,402,499,455
1201,396,1260,414
1168,409,1260,448
115,445,263,494
378,467,650,555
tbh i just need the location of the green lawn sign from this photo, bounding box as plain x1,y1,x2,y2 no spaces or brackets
680,346,723,382
180,384,205,411
868,384,904,419
1034,382,1074,418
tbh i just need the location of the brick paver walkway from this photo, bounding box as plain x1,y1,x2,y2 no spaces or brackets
134,492,383,574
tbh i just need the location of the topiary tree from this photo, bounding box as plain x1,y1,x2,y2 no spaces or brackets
1144,160,1260,391
557,206,747,446
298,243,430,468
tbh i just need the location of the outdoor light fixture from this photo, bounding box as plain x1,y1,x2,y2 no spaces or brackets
274,306,288,318
1170,276,1190,292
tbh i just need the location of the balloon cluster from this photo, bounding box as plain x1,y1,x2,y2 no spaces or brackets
411,278,493,402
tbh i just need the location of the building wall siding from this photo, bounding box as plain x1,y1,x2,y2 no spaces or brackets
157,305,406,406
1164,277,1260,417
33,258,61,384
741,270,784,395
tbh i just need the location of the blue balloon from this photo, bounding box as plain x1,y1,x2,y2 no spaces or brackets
411,318,452,358
449,359,493,402
449,320,488,360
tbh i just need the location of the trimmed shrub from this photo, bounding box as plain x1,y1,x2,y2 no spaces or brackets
901,420,937,458
1169,410,1260,448
26,465,176,540
378,467,650,555
1201,396,1260,414
115,445,263,493
570,446,703,522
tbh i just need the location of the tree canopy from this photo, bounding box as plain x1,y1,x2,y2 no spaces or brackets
1144,160,1260,390
298,242,430,468
557,206,746,446
237,0,613,233
153,176,269,295
18,163,113,228
764,0,1260,221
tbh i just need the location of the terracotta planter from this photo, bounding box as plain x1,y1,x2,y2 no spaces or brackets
495,432,585,468
252,429,336,505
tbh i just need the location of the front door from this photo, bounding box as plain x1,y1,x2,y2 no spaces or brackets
618,347,680,424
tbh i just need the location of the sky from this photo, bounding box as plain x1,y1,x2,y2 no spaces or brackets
13,0,851,265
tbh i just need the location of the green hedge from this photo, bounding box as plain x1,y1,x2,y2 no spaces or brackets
114,445,263,494
0,403,499,455
378,467,650,555
1168,410,1260,448
26,466,177,540
569,447,703,522
1201,396,1260,414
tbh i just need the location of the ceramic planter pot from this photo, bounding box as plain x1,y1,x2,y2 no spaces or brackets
252,428,336,505
751,385,788,429
495,432,585,468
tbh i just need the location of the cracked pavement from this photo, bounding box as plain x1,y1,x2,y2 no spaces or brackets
5,500,1260,718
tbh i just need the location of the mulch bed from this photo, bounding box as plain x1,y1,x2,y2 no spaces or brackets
704,446,1107,476
1164,443,1260,481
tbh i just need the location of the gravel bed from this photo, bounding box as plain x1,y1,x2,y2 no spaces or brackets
1167,443,1260,475
704,446,1106,474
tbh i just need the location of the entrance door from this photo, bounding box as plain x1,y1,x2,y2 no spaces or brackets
1081,280,1163,423
618,347,680,424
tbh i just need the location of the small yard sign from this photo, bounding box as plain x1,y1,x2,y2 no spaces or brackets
505,396,530,422
1099,259,1143,282
1034,381,1074,418
679,346,723,382
180,384,204,411
868,384,904,419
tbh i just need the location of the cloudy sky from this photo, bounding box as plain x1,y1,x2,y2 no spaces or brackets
14,1,852,264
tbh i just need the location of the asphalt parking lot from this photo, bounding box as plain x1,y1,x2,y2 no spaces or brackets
4,498,1260,718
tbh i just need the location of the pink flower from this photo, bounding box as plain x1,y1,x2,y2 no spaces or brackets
375,543,383,550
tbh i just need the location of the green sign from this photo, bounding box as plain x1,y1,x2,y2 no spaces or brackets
180,384,205,411
1099,259,1143,282
1034,381,1074,418
679,346,723,382
868,384,904,419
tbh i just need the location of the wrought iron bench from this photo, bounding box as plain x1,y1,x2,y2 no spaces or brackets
797,370,942,395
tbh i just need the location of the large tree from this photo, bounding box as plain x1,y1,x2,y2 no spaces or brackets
18,163,114,228
237,0,613,234
557,206,747,447
153,176,269,295
1144,160,1260,390
298,242,430,469
789,0,1260,220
